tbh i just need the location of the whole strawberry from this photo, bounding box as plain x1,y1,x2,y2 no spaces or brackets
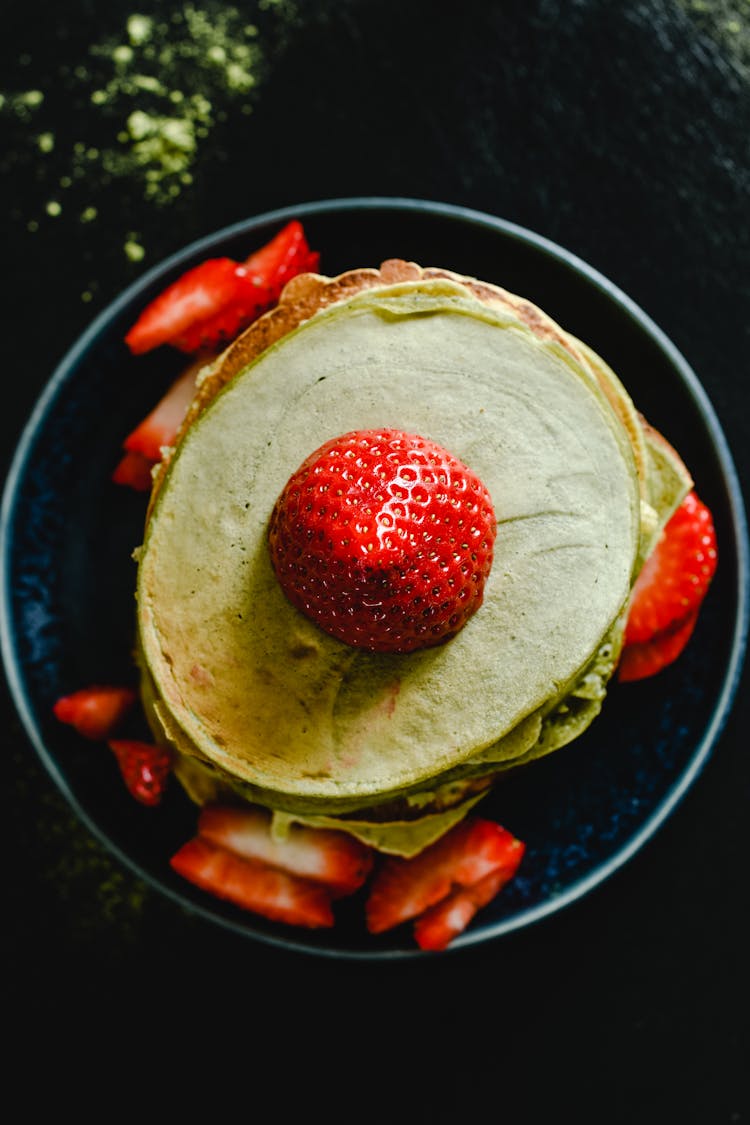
268,429,497,653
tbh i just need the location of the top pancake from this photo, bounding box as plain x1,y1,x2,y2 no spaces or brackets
135,263,642,808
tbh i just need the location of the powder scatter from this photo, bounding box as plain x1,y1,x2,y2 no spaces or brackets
0,1,300,227
124,234,146,262
7,739,150,950
679,0,750,73
46,200,62,217
112,45,135,66
127,14,154,45
2,87,45,123
75,2,294,204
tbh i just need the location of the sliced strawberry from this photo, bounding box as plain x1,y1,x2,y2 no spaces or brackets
618,608,699,683
170,836,335,928
625,490,717,645
173,223,319,353
124,257,262,356
198,804,374,895
241,218,320,299
108,739,173,807
123,357,206,461
124,221,319,356
413,864,517,952
53,685,136,740
166,263,274,354
365,817,525,935
111,449,154,491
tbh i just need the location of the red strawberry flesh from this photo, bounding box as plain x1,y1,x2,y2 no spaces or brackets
124,220,319,356
241,218,320,298
197,804,374,894
125,257,244,355
170,836,335,928
618,608,699,683
625,490,717,645
365,818,525,935
412,864,516,951
123,358,205,461
112,449,154,492
268,428,497,654
108,739,172,807
53,685,136,740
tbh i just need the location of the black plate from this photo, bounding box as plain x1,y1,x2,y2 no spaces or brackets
2,197,748,959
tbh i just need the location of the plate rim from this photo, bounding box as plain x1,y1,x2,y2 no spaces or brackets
2,195,748,959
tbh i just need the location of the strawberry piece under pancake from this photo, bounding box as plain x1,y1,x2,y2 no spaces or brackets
365,817,524,935
170,836,336,928
198,804,374,895
624,490,717,645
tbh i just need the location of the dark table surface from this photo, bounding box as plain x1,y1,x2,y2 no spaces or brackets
2,1,748,1119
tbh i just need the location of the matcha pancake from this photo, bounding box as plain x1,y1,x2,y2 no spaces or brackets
136,264,642,815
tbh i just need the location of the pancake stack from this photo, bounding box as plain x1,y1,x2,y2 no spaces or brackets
135,260,692,856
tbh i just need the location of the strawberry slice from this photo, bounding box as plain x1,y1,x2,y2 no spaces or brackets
241,218,319,299
618,608,699,683
198,804,374,895
113,356,208,489
413,864,517,952
365,817,525,935
124,257,265,356
625,490,718,645
173,227,320,353
111,449,154,492
123,356,206,461
124,220,320,356
108,739,173,807
170,836,335,928
53,685,137,740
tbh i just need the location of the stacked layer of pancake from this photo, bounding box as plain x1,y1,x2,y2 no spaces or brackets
135,261,692,855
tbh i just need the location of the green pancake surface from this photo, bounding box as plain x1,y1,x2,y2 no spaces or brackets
136,281,641,806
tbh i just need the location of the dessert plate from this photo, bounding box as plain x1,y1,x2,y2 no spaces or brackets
2,197,747,959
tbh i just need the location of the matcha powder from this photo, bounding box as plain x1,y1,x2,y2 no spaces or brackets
1,2,299,257
86,7,268,204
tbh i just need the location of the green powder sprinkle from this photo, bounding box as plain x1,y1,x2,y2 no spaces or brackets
124,235,146,261
0,0,301,246
1,87,45,123
127,14,153,45
679,0,750,70
76,2,294,204
8,740,150,948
